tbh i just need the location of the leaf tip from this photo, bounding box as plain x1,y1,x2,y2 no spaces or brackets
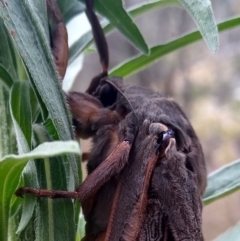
141,44,150,56
206,32,219,54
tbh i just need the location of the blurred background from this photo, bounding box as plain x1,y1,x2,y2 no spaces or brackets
65,0,240,240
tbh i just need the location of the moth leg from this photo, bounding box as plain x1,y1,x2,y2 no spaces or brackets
15,187,79,199
15,142,130,201
77,140,131,203
67,92,121,138
47,0,68,79
15,131,130,201
15,139,127,199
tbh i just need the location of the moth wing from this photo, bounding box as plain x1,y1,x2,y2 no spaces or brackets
147,148,204,241
104,133,160,241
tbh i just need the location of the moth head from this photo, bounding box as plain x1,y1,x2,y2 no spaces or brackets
149,122,190,158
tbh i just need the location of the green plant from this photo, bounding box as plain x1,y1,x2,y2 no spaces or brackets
0,0,239,240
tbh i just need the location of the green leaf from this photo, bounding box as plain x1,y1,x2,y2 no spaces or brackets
1,141,81,162
70,0,179,63
31,126,79,241
0,18,18,81
8,80,33,239
62,1,85,23
69,31,93,65
1,1,82,234
178,0,218,53
8,197,23,241
0,64,14,89
129,0,180,17
35,197,75,241
28,72,48,122
58,0,84,22
10,82,32,151
110,17,240,77
0,140,80,241
0,83,9,157
0,66,15,158
16,128,79,236
44,118,60,140
79,0,149,55
0,0,79,183
0,82,15,158
203,159,240,205
16,193,37,234
214,221,240,241
29,84,40,123
0,0,72,140
0,157,26,241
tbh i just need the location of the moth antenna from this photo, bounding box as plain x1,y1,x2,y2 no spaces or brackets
104,79,139,123
85,0,109,74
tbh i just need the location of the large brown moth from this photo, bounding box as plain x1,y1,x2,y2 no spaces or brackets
16,0,207,240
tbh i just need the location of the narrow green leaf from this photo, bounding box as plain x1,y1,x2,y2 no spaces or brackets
28,72,48,122
32,126,77,241
6,80,32,240
16,193,37,234
69,31,93,65
44,119,60,140
0,18,18,81
0,158,27,241
16,152,38,236
1,141,81,162
129,0,180,17
0,140,80,241
0,66,15,158
9,80,38,239
110,17,240,77
62,1,85,23
0,82,15,158
57,0,83,20
16,128,79,236
0,64,14,89
8,198,23,241
95,0,149,54
64,4,85,24
203,159,240,205
35,197,75,241
79,0,149,55
0,83,8,158
70,0,179,63
10,82,32,151
214,221,240,241
29,85,40,123
178,0,218,53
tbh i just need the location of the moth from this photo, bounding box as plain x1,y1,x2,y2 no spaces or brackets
16,0,207,240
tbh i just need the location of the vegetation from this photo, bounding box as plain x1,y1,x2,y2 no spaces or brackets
0,0,239,240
